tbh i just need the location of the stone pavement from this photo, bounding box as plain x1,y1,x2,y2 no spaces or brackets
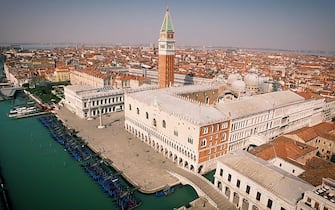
56,107,236,210
56,107,179,193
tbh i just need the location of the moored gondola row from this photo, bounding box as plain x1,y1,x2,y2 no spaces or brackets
38,115,142,210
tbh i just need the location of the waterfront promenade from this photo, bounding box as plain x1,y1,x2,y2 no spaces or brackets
56,107,236,210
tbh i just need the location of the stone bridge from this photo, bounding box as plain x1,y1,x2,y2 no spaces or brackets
169,168,237,210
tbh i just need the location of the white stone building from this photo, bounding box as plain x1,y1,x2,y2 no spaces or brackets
323,99,335,122
64,85,125,118
214,150,314,210
125,84,231,174
221,91,324,151
64,85,157,119
124,84,325,174
70,69,110,88
297,178,335,210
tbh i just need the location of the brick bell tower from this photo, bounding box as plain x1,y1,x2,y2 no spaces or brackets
158,7,175,88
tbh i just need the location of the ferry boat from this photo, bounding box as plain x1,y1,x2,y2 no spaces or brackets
8,106,39,118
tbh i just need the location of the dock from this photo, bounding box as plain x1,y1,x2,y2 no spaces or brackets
10,111,50,119
38,115,142,210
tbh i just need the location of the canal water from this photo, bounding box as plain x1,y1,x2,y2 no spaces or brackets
0,96,198,210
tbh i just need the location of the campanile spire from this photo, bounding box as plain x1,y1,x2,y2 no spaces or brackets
158,7,175,88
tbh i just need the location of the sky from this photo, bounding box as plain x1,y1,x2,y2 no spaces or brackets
0,0,335,51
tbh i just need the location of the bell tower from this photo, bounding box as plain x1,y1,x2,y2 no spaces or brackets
158,7,175,88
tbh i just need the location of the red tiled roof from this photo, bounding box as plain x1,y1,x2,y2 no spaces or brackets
250,136,317,162
313,122,335,142
287,127,319,143
299,156,335,186
296,91,324,100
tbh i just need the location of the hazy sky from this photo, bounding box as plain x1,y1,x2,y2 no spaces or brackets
1,0,335,51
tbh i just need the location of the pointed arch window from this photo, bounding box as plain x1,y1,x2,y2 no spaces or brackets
153,118,157,127
136,107,140,115
146,112,149,119
162,120,166,128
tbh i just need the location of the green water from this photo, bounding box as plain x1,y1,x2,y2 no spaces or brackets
203,170,216,183
0,99,198,210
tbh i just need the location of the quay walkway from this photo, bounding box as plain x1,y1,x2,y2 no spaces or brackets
56,107,236,210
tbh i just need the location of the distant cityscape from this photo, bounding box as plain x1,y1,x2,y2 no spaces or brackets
1,42,335,56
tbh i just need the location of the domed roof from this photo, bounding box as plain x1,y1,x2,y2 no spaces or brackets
249,67,258,73
244,73,259,87
231,80,246,92
227,73,242,85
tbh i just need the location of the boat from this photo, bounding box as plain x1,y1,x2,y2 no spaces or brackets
38,115,142,210
8,106,39,118
155,187,174,197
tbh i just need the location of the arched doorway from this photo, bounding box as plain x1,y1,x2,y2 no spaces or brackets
164,148,168,156
190,165,194,172
169,151,173,159
252,205,259,210
179,157,183,166
225,186,230,199
242,198,249,210
233,192,239,207
184,161,189,169
174,155,178,163
197,165,203,174
217,181,222,191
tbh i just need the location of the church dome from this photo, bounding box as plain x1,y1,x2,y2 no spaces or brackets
227,73,242,85
244,73,259,87
249,67,258,73
231,80,246,92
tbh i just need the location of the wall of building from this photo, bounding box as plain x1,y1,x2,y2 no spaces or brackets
323,100,335,121
64,86,124,118
124,94,206,173
268,157,305,176
214,161,297,210
313,137,335,161
70,70,109,88
179,88,221,105
228,99,321,152
197,122,230,172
